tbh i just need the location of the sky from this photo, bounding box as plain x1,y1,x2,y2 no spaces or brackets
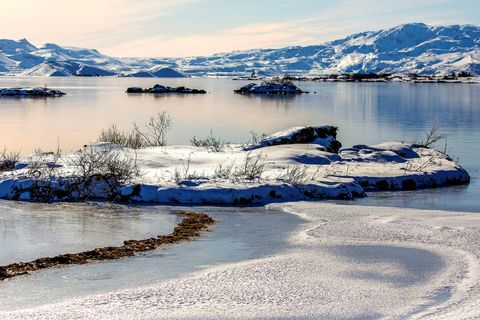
1,0,479,57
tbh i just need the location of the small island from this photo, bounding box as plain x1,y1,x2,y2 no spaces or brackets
126,84,206,94
234,79,307,95
0,87,66,97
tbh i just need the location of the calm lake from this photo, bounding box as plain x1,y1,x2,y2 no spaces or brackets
0,77,479,310
0,77,479,212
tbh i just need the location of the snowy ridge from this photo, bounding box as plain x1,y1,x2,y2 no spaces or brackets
0,23,479,77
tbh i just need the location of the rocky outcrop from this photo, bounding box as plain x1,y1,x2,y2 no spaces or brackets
251,126,342,153
0,87,66,97
126,84,206,94
234,82,307,95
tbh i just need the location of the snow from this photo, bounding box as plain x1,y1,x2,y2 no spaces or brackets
122,67,187,78
1,23,480,77
0,127,469,204
2,202,480,319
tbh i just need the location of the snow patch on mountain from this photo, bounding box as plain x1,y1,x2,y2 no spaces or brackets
0,23,479,77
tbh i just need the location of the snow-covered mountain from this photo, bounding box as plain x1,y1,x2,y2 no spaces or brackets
1,23,479,77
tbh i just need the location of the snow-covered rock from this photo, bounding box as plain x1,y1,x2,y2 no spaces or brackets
251,126,341,153
350,142,420,159
234,82,306,94
126,84,206,94
0,87,65,97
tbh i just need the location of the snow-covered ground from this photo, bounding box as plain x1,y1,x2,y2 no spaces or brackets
2,202,480,319
0,127,469,204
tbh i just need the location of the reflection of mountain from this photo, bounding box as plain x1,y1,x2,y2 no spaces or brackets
1,23,479,77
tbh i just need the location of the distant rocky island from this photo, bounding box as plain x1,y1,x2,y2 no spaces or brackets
234,80,307,95
0,87,66,97
126,84,206,94
281,72,480,84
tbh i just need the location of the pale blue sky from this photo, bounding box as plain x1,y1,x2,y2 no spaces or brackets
1,0,479,57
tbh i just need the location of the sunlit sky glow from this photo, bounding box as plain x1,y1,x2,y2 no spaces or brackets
1,0,479,57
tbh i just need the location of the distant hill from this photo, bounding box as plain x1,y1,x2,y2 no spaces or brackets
1,23,479,77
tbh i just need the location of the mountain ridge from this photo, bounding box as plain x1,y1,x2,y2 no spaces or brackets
1,23,479,77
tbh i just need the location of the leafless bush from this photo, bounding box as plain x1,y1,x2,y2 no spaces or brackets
172,155,209,183
234,152,267,180
173,154,192,183
418,125,447,148
104,125,144,149
277,164,309,185
135,111,172,147
26,147,63,180
0,148,20,171
68,147,141,186
98,125,145,149
190,130,229,152
241,131,268,149
98,112,172,148
213,161,236,180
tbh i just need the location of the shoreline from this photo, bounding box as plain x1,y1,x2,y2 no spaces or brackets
0,211,215,281
1,202,480,319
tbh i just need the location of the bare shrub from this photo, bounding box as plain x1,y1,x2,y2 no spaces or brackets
66,146,142,199
277,164,309,185
213,161,236,180
234,152,267,180
69,147,140,184
98,125,145,149
135,111,172,147
98,112,172,148
26,147,63,180
241,131,268,149
190,130,229,152
417,125,447,148
0,148,20,171
172,155,209,183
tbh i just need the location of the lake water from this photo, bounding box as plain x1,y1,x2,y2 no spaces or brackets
0,203,303,310
0,77,479,311
1,77,479,212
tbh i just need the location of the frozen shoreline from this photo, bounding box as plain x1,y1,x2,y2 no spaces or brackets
0,127,470,204
2,202,480,319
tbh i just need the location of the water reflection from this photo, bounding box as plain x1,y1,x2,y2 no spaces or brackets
0,78,478,211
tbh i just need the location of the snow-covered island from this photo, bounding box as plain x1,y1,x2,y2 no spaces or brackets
234,80,307,95
0,87,66,97
0,126,469,204
126,84,206,94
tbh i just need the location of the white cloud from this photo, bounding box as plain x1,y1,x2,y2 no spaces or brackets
0,0,198,48
0,0,477,57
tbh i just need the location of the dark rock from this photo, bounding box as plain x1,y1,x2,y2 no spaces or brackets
252,126,342,153
0,87,66,97
234,81,307,95
126,84,206,94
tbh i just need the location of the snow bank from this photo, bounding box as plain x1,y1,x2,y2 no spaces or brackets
0,127,469,204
